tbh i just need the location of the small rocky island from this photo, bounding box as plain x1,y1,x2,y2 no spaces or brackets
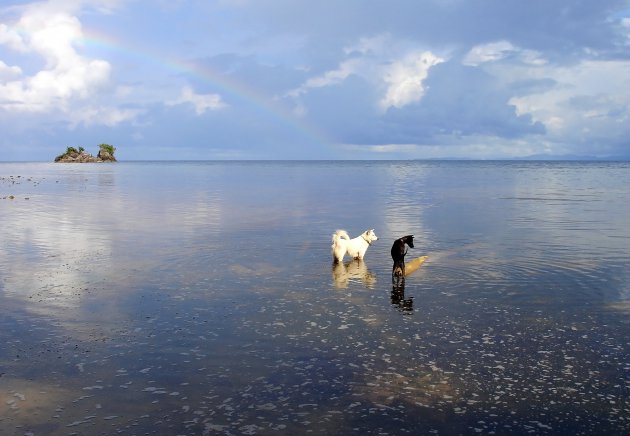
55,144,117,163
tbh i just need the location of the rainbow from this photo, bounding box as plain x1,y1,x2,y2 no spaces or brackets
80,29,335,155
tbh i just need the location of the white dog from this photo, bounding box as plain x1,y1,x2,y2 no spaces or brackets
331,229,378,263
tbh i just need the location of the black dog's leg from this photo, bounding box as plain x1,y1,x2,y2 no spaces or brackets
392,267,405,286
392,261,404,280
402,248,407,275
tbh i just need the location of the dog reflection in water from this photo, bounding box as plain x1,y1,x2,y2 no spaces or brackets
332,259,377,289
391,276,413,312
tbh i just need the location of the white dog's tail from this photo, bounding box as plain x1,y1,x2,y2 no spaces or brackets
332,229,350,244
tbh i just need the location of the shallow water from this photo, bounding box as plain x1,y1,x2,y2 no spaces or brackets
1,160,628,435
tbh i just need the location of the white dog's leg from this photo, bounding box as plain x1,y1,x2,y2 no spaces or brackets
356,241,368,259
332,242,345,263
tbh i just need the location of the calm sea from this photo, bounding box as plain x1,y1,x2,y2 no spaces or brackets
1,161,628,434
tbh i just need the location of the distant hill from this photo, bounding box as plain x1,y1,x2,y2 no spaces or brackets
516,153,630,161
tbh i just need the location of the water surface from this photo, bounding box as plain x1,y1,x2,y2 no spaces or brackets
1,161,628,434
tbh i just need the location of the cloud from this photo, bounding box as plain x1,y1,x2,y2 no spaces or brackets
380,51,445,110
0,22,26,51
68,105,142,127
166,86,226,115
0,6,110,110
287,34,445,115
287,59,361,98
463,41,517,66
0,59,21,79
0,0,134,126
457,38,630,156
463,41,547,67
508,59,630,155
293,54,545,151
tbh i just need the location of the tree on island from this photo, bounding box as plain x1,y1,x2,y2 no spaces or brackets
55,144,117,163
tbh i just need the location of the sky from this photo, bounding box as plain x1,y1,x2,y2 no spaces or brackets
2,0,630,160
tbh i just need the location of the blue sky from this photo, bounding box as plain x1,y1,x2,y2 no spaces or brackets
2,0,630,160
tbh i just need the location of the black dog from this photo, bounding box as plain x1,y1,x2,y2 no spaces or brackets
391,235,414,278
